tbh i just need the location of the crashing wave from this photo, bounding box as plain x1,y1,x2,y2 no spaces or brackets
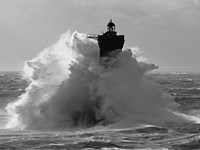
5,31,187,130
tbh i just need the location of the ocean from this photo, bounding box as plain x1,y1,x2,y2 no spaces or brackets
0,72,200,149
0,31,200,149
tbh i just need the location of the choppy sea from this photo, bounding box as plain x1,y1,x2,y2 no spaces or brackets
0,71,200,149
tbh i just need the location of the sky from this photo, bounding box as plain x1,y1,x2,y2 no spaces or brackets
0,0,200,72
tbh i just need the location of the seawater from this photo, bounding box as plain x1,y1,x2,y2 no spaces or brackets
0,72,200,149
0,31,200,149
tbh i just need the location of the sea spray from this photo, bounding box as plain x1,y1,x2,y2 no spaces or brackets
6,31,186,130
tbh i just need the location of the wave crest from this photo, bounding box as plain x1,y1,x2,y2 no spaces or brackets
5,31,184,130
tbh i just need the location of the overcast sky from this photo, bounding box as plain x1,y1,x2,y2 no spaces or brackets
0,0,200,72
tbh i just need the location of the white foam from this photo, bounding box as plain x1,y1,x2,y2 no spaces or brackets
5,31,187,130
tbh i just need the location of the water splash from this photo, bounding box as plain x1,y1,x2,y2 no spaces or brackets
5,31,190,130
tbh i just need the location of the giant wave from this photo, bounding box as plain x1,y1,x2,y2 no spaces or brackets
5,31,192,130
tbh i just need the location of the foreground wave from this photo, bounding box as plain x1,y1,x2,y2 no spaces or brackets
5,31,194,130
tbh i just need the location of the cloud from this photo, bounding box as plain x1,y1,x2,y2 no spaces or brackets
110,0,200,30
72,0,199,15
71,0,200,29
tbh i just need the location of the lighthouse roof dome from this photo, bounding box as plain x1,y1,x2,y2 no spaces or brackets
107,19,115,27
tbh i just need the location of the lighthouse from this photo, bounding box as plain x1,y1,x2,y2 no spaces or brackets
98,19,125,57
